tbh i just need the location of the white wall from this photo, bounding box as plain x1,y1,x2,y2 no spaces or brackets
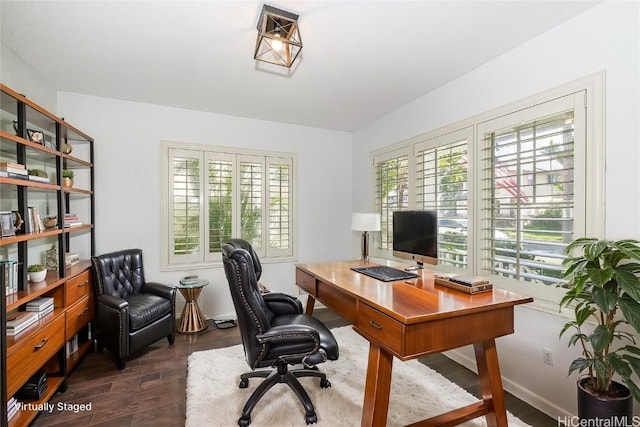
0,46,58,113
352,0,639,420
55,92,353,319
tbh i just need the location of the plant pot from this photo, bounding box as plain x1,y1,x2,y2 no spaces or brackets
578,378,633,424
27,269,47,282
62,177,74,188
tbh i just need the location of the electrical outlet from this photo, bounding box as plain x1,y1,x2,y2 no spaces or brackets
543,348,554,366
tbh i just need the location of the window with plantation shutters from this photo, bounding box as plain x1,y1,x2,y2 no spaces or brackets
162,143,296,269
370,75,602,303
478,94,582,287
415,130,470,269
374,151,409,251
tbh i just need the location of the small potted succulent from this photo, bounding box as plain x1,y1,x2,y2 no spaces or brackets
62,169,74,188
27,264,47,282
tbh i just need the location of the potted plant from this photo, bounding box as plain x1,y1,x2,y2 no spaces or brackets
27,264,47,282
62,169,74,187
560,238,640,423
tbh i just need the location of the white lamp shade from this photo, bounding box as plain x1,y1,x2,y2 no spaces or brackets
351,213,381,232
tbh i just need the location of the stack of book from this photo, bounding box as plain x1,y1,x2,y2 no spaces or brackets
7,397,18,420
66,252,80,267
1,260,19,295
26,206,46,233
6,311,38,336
64,213,82,228
434,274,493,294
180,275,200,285
26,297,54,319
0,162,28,180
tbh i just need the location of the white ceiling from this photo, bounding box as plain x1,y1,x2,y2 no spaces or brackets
0,1,600,131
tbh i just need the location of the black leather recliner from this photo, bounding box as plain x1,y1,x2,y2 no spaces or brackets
91,248,176,370
222,239,339,426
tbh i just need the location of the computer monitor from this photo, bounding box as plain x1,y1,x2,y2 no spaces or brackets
392,210,438,267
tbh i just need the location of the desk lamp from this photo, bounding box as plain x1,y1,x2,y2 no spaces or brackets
351,213,381,262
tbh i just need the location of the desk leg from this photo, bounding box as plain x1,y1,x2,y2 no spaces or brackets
305,294,316,315
474,339,508,427
361,342,393,427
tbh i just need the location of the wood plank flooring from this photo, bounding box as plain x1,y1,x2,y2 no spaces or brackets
31,310,556,426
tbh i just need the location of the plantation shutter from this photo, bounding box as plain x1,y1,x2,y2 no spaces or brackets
478,93,582,285
375,151,409,251
415,137,469,269
206,152,234,257
267,157,293,257
169,148,203,264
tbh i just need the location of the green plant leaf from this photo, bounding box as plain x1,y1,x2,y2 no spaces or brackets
616,240,640,261
616,266,640,301
590,325,613,352
621,354,640,379
619,294,640,333
568,358,590,375
588,266,614,287
608,354,632,378
623,379,640,404
592,286,618,314
584,240,609,261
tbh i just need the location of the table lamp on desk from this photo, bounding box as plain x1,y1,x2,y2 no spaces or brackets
351,212,381,262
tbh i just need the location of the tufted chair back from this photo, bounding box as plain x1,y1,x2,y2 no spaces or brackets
222,241,274,368
93,248,146,298
224,238,263,281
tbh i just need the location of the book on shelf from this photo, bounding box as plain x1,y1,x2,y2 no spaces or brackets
1,260,19,296
0,170,29,180
26,206,46,234
0,161,25,169
6,311,39,336
28,174,51,183
7,397,17,420
0,165,27,174
66,252,80,266
26,297,55,312
64,213,82,227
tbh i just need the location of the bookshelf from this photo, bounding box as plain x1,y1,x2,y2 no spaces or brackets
0,84,95,427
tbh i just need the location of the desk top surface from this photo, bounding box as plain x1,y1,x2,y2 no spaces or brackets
296,260,533,324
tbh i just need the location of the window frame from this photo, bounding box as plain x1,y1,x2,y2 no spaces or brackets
370,73,604,303
161,141,297,271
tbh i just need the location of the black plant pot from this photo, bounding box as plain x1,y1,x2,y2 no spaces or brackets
578,378,633,424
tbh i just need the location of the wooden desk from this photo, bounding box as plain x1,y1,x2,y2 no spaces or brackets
295,260,533,427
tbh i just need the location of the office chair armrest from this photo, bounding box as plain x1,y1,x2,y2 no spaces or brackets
143,282,177,301
263,292,303,315
257,324,321,352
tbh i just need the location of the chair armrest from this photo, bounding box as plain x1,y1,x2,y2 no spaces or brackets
263,292,303,315
144,282,177,301
98,294,128,311
257,324,320,351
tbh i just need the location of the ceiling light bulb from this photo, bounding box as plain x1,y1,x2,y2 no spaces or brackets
271,33,284,52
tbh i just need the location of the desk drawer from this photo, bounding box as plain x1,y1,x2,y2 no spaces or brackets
66,294,94,339
357,302,402,354
296,269,316,295
65,270,92,306
317,280,357,322
6,314,65,397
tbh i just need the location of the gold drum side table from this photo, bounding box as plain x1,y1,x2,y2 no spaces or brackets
176,279,209,334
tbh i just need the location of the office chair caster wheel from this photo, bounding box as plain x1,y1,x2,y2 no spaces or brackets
305,412,317,424
320,378,331,388
239,378,249,389
238,415,251,426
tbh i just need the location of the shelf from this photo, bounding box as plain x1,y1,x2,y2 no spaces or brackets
2,82,95,427
7,374,65,427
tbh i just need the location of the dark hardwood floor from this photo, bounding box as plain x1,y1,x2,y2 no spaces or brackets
32,309,556,426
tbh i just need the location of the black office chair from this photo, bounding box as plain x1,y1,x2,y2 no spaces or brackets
222,239,339,426
91,248,176,370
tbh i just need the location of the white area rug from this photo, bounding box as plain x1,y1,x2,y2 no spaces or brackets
186,326,531,426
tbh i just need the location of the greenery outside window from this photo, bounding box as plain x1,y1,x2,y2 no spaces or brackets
162,143,296,269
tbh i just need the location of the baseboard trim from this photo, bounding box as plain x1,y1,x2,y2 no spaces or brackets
443,348,572,422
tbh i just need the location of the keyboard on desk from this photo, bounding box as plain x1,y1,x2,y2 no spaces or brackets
351,265,419,282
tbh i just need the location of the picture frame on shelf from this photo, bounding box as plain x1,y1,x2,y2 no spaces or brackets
44,135,56,150
27,129,44,144
0,212,16,237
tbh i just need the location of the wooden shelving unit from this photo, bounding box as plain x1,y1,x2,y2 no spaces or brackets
1,84,95,427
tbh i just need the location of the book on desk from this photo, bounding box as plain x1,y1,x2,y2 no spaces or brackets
434,274,493,294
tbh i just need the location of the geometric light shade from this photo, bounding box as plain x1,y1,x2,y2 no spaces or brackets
254,4,303,68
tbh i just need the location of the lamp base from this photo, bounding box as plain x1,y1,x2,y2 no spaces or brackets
361,231,370,262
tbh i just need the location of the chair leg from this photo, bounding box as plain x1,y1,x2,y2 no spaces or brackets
238,364,320,426
292,368,331,388
118,357,127,370
167,332,175,345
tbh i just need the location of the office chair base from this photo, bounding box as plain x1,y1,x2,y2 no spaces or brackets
237,364,328,425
